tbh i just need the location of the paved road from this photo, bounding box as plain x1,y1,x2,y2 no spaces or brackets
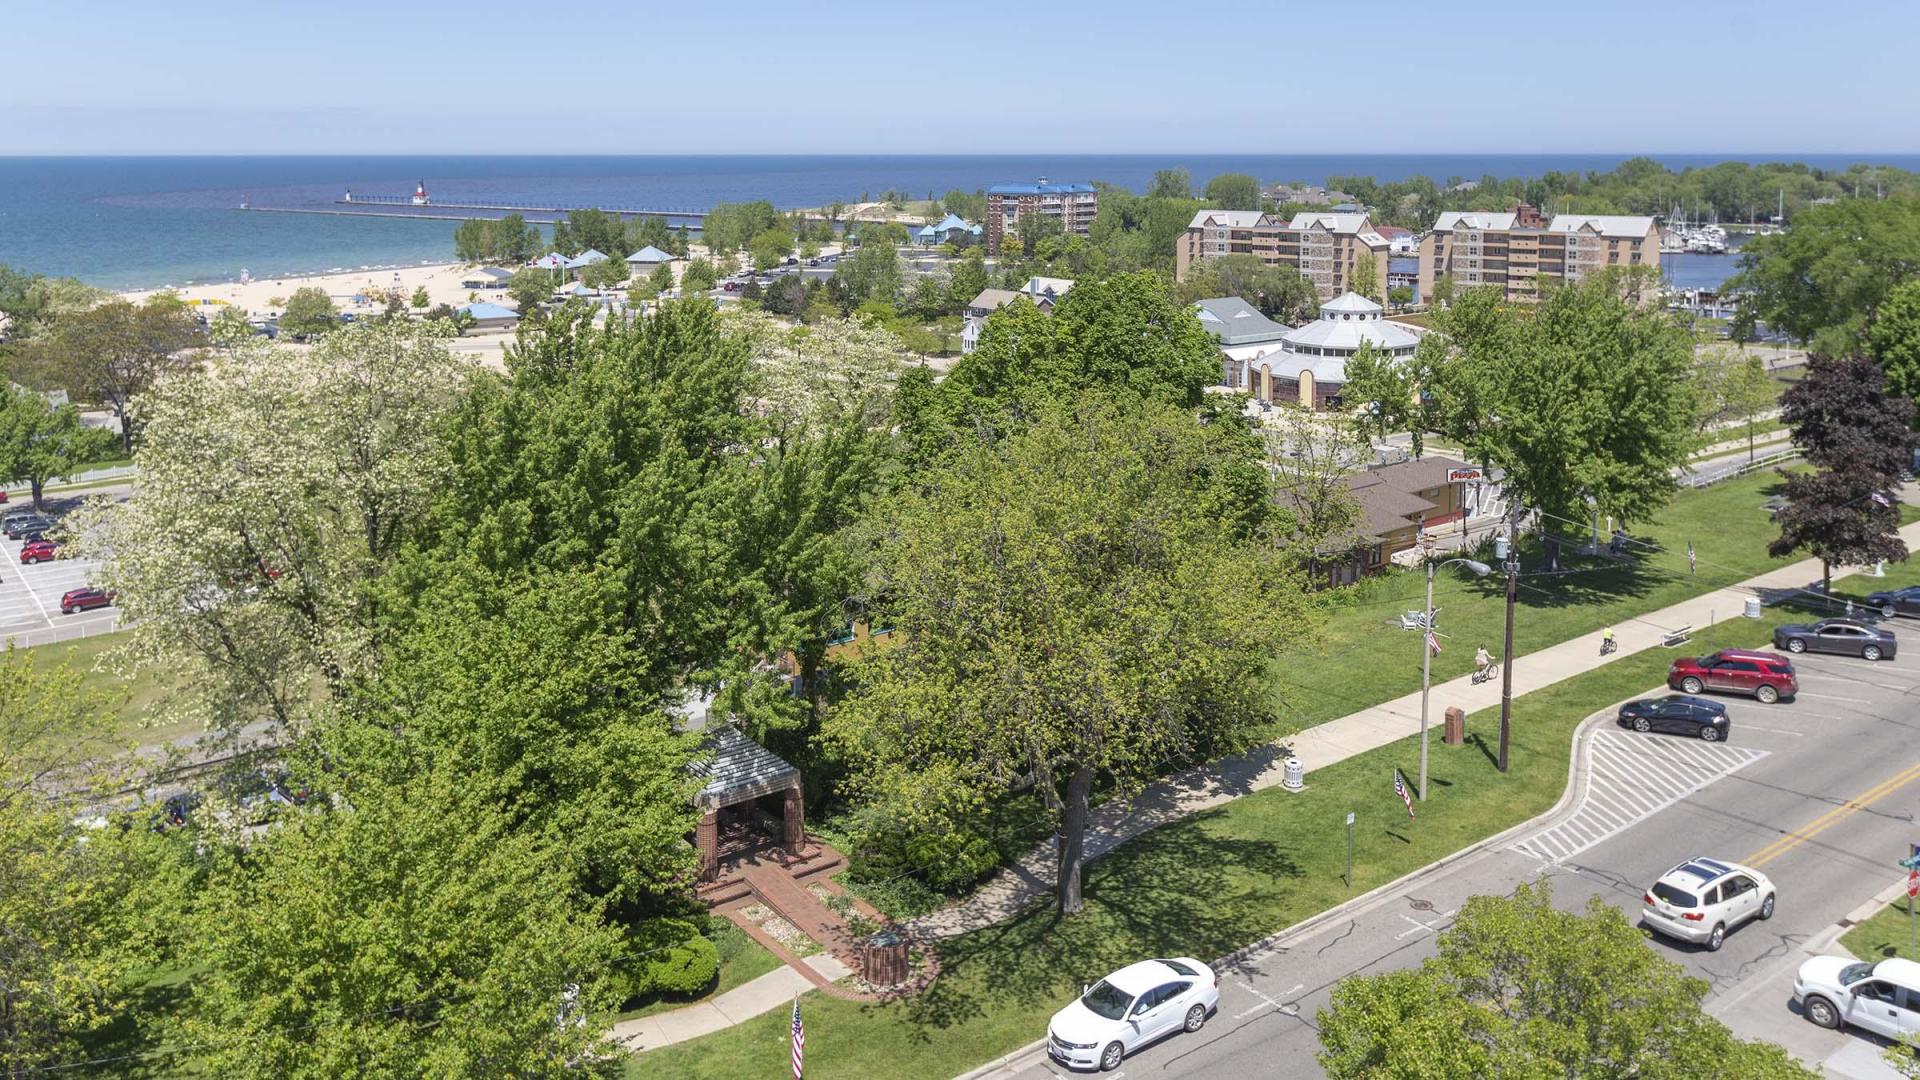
994,642,1920,1080
0,491,124,648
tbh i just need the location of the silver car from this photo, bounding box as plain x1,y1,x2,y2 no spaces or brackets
1640,857,1775,951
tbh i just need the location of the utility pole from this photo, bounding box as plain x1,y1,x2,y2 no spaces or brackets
1498,516,1519,774
1419,556,1435,800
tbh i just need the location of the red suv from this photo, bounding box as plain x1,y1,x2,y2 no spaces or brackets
18,539,58,564
60,588,114,614
1667,649,1797,703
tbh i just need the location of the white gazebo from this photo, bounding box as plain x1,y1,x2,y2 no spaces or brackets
1241,292,1419,411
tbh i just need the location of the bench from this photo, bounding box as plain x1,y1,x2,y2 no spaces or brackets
1400,609,1436,631
1661,625,1694,648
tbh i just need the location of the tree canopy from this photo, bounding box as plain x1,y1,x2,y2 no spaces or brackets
1203,172,1262,210
1317,884,1818,1080
1421,271,1697,527
13,294,203,452
1734,197,1920,356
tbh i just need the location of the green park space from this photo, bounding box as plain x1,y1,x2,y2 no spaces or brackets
1270,468,1916,737
24,631,194,749
634,617,1787,1079
1841,897,1920,964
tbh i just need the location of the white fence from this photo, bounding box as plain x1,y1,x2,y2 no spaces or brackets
3,616,125,651
1678,445,1801,490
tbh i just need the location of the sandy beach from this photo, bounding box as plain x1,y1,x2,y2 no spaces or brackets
120,261,492,319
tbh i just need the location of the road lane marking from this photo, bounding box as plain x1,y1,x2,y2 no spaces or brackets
1735,724,1803,736
1743,759,1920,868
1232,980,1290,1019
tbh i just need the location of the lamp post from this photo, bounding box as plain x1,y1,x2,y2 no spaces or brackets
1498,520,1520,774
1419,554,1492,801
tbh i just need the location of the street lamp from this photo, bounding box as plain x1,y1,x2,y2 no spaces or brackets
1419,554,1492,801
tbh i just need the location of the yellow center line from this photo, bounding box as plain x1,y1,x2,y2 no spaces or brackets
1743,759,1920,869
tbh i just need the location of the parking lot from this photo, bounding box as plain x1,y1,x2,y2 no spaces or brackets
0,495,121,648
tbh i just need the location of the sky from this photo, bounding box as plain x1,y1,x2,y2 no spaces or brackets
4,0,1916,155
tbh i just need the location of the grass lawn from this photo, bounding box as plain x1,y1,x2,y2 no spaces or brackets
632,617,1785,1079
1272,470,1919,738
1841,897,1920,963
24,631,194,749
70,964,200,1079
615,922,785,1022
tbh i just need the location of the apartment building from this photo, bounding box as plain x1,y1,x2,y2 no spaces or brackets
1417,203,1660,301
1174,210,1392,300
984,178,1099,255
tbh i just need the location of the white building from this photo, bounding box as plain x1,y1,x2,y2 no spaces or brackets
1236,292,1419,411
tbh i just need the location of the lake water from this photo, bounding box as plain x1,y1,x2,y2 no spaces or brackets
2,154,1912,290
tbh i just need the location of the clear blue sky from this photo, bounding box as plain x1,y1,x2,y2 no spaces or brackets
5,0,1914,155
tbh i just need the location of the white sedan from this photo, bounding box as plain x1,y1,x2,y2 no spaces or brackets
1047,957,1219,1072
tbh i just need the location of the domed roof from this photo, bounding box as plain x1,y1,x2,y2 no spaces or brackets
1318,291,1383,316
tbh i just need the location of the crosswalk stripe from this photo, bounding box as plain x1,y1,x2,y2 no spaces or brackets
1511,730,1768,865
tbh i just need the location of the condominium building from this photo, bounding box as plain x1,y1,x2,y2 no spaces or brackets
1174,210,1391,300
1417,203,1660,301
984,178,1099,255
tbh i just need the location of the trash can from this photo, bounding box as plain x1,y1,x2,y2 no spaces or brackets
1744,597,1762,619
860,926,911,988
1281,757,1305,791
1444,706,1466,745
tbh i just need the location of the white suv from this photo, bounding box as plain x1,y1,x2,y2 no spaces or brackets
1793,957,1920,1038
1640,857,1776,951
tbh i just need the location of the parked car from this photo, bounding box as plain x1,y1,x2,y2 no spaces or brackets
60,588,113,614
3,515,51,539
1862,585,1920,619
1772,618,1897,661
1793,956,1920,1038
19,539,58,564
1667,649,1797,703
1618,695,1731,741
1641,857,1775,951
1047,958,1218,1072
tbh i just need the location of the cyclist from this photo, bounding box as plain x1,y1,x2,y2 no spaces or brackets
1474,645,1494,680
1601,626,1617,654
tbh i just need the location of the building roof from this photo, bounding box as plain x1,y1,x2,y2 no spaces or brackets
556,281,591,296
1359,455,1474,495
968,288,1022,312
1188,209,1271,229
1022,276,1075,299
563,248,610,269
1320,292,1382,315
458,302,518,320
1372,225,1413,240
528,253,568,269
1193,297,1291,345
1546,214,1658,239
460,267,515,282
988,180,1097,195
1432,211,1520,233
625,245,673,263
690,725,800,810
1344,478,1438,540
1287,212,1372,234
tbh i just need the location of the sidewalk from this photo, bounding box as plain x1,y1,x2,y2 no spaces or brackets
907,520,1920,939
609,952,851,1052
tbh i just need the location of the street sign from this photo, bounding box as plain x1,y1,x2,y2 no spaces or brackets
1908,870,1918,900
1446,468,1484,484
1900,852,1920,872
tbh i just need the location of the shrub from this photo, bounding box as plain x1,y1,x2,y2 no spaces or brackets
620,917,720,1001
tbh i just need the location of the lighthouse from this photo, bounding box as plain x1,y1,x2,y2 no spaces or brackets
411,180,429,206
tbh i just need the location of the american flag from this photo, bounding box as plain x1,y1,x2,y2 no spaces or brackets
791,998,805,1079
1686,541,1696,575
1872,492,1892,508
1425,628,1442,656
1394,769,1415,819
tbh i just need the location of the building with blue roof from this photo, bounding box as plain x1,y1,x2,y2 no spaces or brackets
911,213,983,248
625,245,675,268
457,301,520,330
985,176,1099,255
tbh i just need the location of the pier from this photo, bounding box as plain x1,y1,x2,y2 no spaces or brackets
336,193,708,219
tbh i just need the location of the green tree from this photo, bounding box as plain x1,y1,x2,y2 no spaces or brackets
506,268,552,313
1769,352,1916,591
1181,253,1318,323
831,239,902,310
1870,278,1920,424
1317,884,1818,1080
1421,271,1696,526
410,285,431,309
580,257,629,291
1388,285,1414,309
452,215,542,264
1340,342,1419,453
280,286,338,340
702,200,781,255
941,188,986,220
681,257,719,294
649,260,677,297
825,401,1313,913
0,389,116,507
549,208,625,259
625,215,677,257
1694,346,1778,460
0,649,191,1076
1009,210,1065,260
748,226,796,272
0,264,107,340
65,320,469,740
946,250,988,313
1733,197,1920,356
1351,251,1382,301
207,304,255,350
15,295,203,453
1203,172,1262,210
1149,166,1193,200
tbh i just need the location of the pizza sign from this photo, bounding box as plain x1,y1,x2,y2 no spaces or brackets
1446,468,1484,484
